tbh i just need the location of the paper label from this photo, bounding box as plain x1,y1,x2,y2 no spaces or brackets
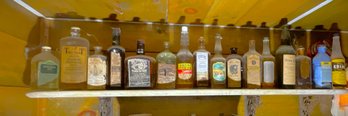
247,55,261,85
227,59,241,81
196,52,209,81
263,61,274,83
321,62,332,83
128,59,151,87
283,54,296,85
300,59,311,79
212,62,226,81
88,57,107,86
332,59,346,85
110,52,122,85
157,63,176,84
38,60,59,86
61,46,87,83
178,63,192,80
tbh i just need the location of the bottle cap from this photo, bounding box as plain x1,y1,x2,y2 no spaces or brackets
230,47,238,54
42,46,51,50
317,45,327,53
181,26,188,33
94,46,102,51
112,27,121,35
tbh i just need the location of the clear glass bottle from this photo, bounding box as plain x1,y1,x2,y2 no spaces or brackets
125,40,156,89
242,40,262,89
88,46,107,90
31,46,59,90
210,34,226,88
295,47,312,89
331,34,347,88
261,37,276,88
176,26,194,89
107,28,125,89
156,41,176,89
193,37,210,88
313,45,332,89
60,27,89,90
226,47,242,88
275,26,296,89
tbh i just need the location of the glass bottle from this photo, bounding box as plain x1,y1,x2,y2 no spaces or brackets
295,47,312,89
275,26,296,89
242,40,262,89
60,27,89,90
226,47,242,88
156,42,176,89
261,37,276,88
31,46,59,90
176,26,194,89
125,40,156,89
193,37,210,88
313,45,332,89
107,28,125,89
210,34,226,88
87,46,107,90
331,34,347,88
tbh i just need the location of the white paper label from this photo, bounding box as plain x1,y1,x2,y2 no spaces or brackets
196,52,209,81
283,54,296,85
247,55,261,85
263,61,274,83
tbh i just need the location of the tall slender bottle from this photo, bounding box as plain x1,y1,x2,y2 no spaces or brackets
176,26,194,89
275,26,296,89
31,46,59,90
295,47,312,89
226,48,242,88
243,40,262,88
193,37,210,88
261,37,276,88
331,34,347,88
313,45,332,89
125,40,156,89
210,34,226,88
60,27,89,90
88,46,107,90
156,42,176,89
107,28,125,89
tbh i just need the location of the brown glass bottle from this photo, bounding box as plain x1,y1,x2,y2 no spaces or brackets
226,48,242,88
107,28,125,89
210,34,226,88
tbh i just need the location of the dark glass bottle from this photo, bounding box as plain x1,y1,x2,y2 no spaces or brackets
107,28,125,89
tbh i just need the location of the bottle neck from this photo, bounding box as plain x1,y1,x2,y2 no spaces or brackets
198,37,205,49
249,40,256,52
163,42,170,52
180,32,189,49
262,40,271,55
112,28,121,46
332,37,344,57
137,42,145,55
214,37,222,54
297,48,305,55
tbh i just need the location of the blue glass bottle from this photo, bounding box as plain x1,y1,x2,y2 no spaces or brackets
312,45,332,89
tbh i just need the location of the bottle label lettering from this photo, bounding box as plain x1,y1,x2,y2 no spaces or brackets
128,59,151,87
38,60,59,86
88,57,107,86
110,52,122,85
61,46,87,83
263,61,274,83
178,63,192,80
227,59,241,81
332,59,347,85
157,63,176,84
283,54,296,85
196,52,209,81
212,62,226,81
247,55,261,85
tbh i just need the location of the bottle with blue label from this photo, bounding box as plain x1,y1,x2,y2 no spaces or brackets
210,34,226,88
31,46,59,90
312,45,332,89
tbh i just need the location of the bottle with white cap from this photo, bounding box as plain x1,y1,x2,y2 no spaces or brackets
31,46,59,90
60,27,89,90
176,26,194,89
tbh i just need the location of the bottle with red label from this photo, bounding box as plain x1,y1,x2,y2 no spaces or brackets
176,26,194,89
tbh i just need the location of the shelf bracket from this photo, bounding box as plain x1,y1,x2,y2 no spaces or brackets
99,97,114,116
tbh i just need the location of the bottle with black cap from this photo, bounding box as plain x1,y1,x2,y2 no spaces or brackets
226,47,242,88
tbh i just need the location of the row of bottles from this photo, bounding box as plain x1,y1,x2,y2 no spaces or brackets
30,26,347,90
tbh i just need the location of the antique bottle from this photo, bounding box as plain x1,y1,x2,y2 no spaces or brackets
60,27,89,90
313,45,332,89
176,26,194,89
31,46,59,90
295,47,312,89
87,46,107,90
125,40,156,89
331,34,347,88
226,48,242,88
210,34,226,88
193,37,210,88
107,28,125,89
242,40,262,88
156,42,176,89
275,26,296,89
261,37,276,88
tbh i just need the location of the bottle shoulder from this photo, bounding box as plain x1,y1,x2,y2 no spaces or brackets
177,49,193,57
107,45,125,52
126,55,156,62
275,45,295,54
60,37,90,48
226,54,242,60
89,54,107,60
313,54,331,62
31,53,59,63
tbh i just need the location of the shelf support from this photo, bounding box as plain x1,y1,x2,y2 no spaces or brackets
244,95,261,116
99,97,114,116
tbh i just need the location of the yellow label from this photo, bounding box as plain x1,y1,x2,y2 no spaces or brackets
332,59,347,85
178,63,192,80
283,54,295,85
61,46,87,83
